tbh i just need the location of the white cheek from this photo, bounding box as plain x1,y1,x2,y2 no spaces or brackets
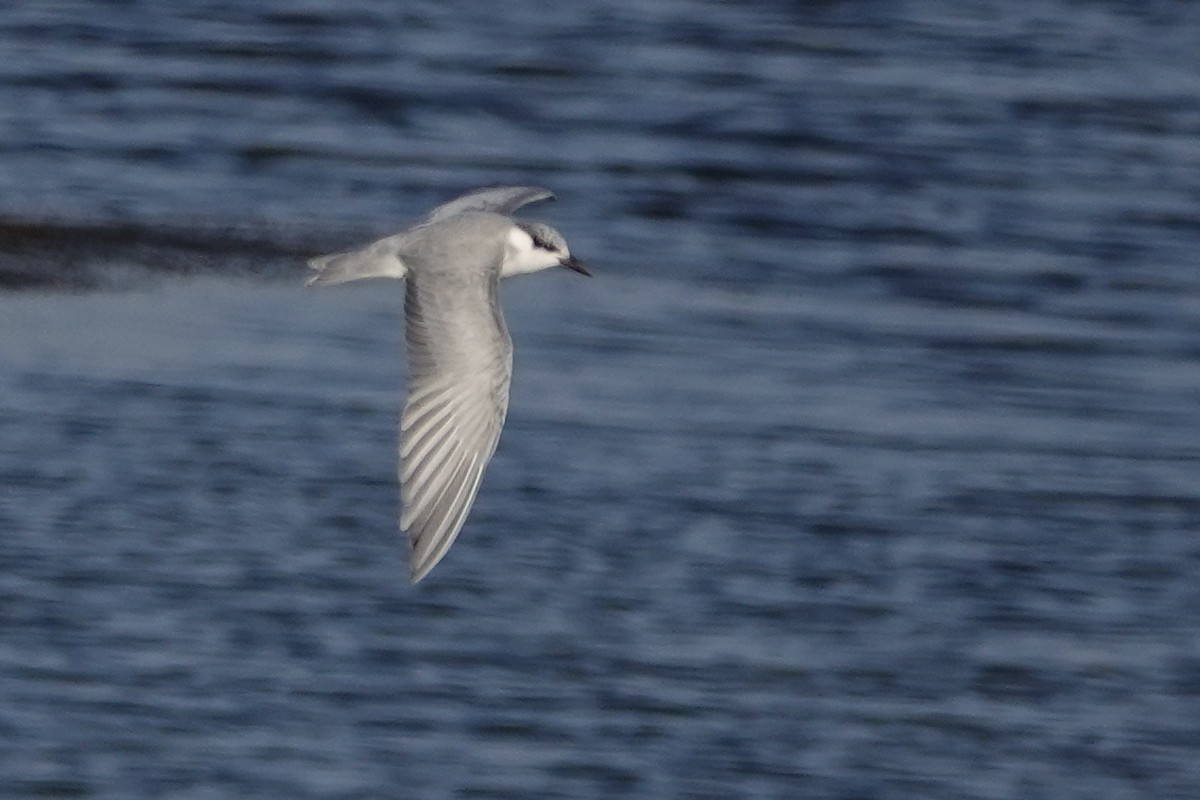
506,227,533,252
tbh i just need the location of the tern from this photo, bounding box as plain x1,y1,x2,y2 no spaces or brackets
307,186,590,582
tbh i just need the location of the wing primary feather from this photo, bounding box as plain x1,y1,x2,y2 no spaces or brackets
425,186,555,223
403,443,463,524
409,456,481,580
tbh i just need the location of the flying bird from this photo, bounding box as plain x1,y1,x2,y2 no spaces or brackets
307,186,590,582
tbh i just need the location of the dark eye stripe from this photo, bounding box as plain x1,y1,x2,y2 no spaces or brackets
531,236,554,251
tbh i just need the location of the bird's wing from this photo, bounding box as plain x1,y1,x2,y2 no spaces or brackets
399,272,512,583
424,185,555,223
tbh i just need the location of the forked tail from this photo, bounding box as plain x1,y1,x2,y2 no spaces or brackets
306,238,408,286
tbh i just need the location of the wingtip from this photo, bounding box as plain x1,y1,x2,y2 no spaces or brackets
407,530,459,584
410,557,434,584
513,185,555,204
406,526,433,584
515,186,556,206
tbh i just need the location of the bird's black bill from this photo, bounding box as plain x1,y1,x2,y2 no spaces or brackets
560,255,592,276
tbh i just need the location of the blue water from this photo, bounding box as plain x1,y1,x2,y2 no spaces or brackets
2,2,1199,798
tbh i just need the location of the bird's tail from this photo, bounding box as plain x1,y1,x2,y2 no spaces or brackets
306,238,408,287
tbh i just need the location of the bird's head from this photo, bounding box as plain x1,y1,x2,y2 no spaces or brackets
502,221,591,278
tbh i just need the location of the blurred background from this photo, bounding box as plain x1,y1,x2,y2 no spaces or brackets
1,1,1199,797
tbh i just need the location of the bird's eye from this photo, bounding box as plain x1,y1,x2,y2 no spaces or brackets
531,236,553,251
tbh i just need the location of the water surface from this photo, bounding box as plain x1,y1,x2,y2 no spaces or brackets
1,2,1199,798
